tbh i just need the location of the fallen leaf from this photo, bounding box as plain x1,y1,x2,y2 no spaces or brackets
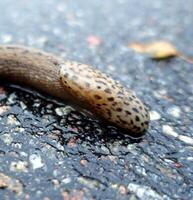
129,41,179,59
129,40,193,64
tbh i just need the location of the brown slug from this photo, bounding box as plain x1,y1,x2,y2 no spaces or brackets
0,45,149,134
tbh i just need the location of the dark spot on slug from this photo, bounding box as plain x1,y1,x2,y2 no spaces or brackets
135,116,140,121
116,108,122,112
6,46,18,50
104,88,111,94
125,110,132,115
86,75,92,78
85,82,90,87
111,85,116,89
144,121,149,125
63,73,69,77
112,102,118,106
120,119,127,124
135,100,140,104
96,80,107,85
132,107,139,113
22,50,29,54
94,95,102,100
72,75,78,80
107,97,114,102
53,61,58,65
124,101,130,105
107,110,112,116
117,91,123,95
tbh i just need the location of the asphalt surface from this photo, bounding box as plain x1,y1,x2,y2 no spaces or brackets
0,0,193,199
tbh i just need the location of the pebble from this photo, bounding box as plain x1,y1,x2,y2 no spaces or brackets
178,135,193,146
7,115,21,126
61,177,72,184
0,106,9,114
7,93,17,104
29,154,44,169
128,183,168,200
150,110,161,121
162,125,193,146
162,125,179,138
118,185,127,195
167,106,181,118
0,133,13,145
51,179,60,187
10,161,28,172
55,106,74,116
78,177,100,189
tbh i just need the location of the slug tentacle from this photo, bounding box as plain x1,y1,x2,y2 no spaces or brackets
0,45,149,134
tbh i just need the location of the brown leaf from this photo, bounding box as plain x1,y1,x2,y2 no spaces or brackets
129,41,179,59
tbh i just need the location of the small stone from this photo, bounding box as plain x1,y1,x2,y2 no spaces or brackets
7,115,21,126
61,178,71,184
11,142,22,149
119,185,127,195
51,179,60,187
7,93,17,104
19,102,27,110
162,125,178,138
0,133,13,145
55,106,74,116
29,154,44,169
187,157,193,161
178,135,193,145
150,110,161,121
80,159,88,166
167,106,181,118
0,106,8,114
10,161,28,172
128,183,164,200
101,146,110,154
78,177,100,188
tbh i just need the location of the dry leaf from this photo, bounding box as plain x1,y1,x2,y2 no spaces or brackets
129,41,179,59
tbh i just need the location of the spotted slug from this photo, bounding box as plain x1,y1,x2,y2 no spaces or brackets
0,45,149,134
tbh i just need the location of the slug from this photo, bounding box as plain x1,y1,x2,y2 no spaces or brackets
0,45,149,134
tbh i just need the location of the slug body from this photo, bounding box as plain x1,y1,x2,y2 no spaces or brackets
0,45,149,134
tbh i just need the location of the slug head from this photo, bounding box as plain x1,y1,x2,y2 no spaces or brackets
60,61,149,134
